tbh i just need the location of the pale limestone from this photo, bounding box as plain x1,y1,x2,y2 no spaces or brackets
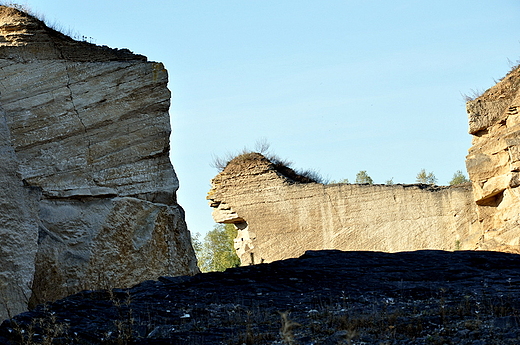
208,154,479,265
0,6,198,319
466,65,520,253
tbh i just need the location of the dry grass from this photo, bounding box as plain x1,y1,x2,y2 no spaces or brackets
212,140,326,184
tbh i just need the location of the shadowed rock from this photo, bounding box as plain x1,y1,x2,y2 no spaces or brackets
0,250,519,344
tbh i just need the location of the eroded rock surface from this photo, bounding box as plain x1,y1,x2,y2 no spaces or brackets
466,65,520,253
208,153,478,265
0,6,198,319
1,250,519,344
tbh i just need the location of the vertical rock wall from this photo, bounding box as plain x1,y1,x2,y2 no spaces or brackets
0,111,40,318
208,153,478,265
466,65,520,253
0,7,198,319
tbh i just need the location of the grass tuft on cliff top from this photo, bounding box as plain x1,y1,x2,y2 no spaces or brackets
212,140,326,184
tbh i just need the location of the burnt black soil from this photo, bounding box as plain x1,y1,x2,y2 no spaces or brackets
1,250,520,344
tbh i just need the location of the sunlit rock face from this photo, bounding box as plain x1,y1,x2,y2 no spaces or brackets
466,65,520,253
208,153,478,266
0,6,198,319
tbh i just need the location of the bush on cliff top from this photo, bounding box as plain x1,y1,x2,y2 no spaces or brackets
211,140,326,184
449,170,470,186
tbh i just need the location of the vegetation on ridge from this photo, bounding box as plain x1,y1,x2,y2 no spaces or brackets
355,170,373,185
0,2,96,43
212,140,327,184
416,169,437,185
449,170,470,186
213,140,472,187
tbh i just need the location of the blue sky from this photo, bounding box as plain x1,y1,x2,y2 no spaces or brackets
14,0,520,236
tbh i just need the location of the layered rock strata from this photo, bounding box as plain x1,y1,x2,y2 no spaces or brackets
208,153,478,265
0,6,198,319
466,65,520,253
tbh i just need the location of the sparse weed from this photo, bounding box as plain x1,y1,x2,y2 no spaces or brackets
462,88,486,102
278,311,300,345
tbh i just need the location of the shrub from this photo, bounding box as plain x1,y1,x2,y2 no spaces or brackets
449,170,470,185
416,169,437,185
355,171,373,184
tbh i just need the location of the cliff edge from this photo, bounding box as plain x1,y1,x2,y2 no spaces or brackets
0,6,198,319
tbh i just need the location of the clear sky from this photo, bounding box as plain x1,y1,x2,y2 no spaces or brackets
11,0,520,236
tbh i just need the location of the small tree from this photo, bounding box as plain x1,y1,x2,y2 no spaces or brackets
193,224,241,272
385,177,394,185
355,171,373,184
416,169,437,185
449,170,470,185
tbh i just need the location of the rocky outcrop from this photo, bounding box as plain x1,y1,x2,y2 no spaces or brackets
1,250,519,344
466,65,520,253
0,6,198,320
208,153,478,265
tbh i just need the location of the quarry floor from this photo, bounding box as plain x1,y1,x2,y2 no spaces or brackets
1,250,520,344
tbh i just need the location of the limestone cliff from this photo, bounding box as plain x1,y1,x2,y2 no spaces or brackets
466,65,520,253
208,153,478,265
0,6,198,319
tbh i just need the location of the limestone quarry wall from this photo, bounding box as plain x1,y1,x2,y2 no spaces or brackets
466,65,520,253
209,64,520,265
0,7,198,319
208,154,479,265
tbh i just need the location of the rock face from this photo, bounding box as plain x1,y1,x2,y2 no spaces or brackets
466,65,520,253
208,153,478,265
0,6,198,320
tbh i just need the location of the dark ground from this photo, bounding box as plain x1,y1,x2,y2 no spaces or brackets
1,250,520,344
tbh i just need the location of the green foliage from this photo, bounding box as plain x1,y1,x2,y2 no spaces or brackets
416,169,437,185
385,177,394,185
193,224,241,272
355,171,373,184
449,170,470,185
